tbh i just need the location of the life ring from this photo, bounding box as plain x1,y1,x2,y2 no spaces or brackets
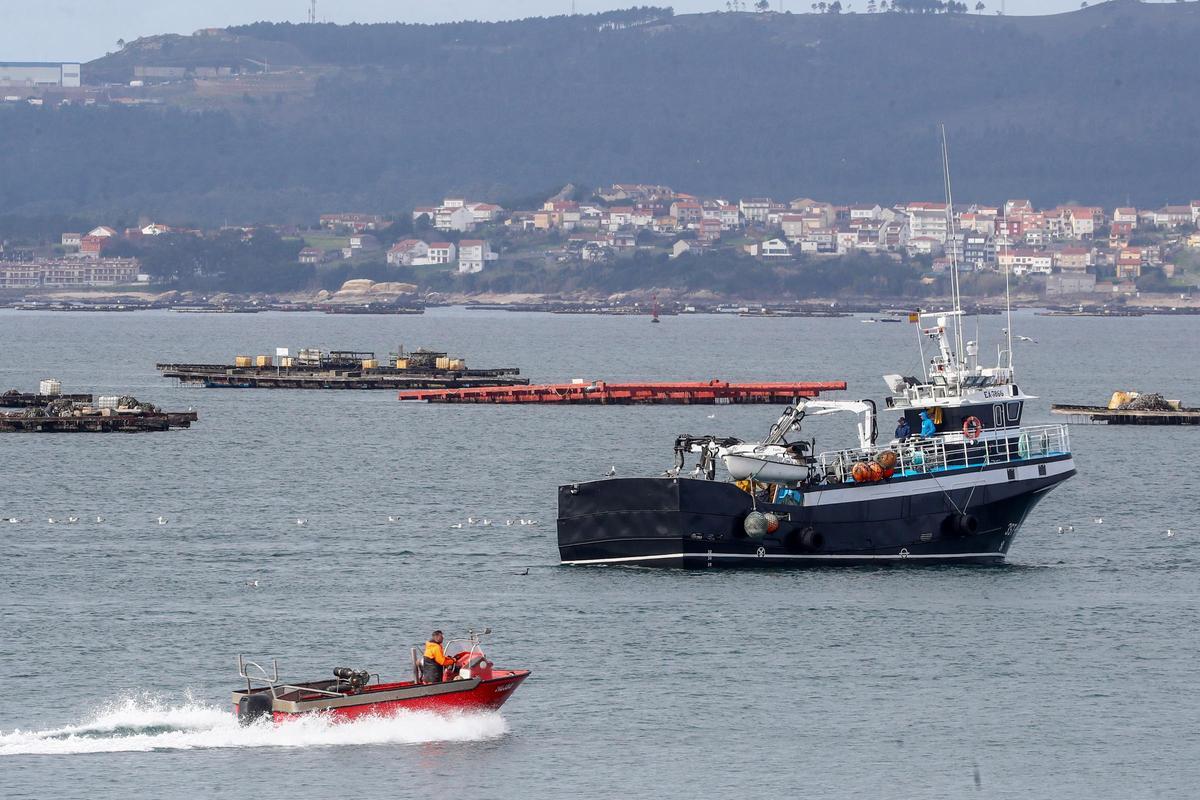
962,416,983,440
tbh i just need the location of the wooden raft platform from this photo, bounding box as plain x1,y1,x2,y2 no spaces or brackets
1,391,94,408
1051,405,1200,425
396,380,847,405
0,410,198,432
157,364,528,390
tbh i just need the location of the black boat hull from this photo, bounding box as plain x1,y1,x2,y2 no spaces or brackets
558,454,1075,568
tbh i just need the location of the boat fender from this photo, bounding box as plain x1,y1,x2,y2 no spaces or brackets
764,512,781,534
851,462,871,483
743,511,768,539
867,461,884,482
949,513,979,537
799,527,825,552
237,693,273,726
877,450,898,470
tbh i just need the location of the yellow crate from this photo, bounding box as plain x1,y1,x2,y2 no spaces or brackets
256,355,273,367
361,359,379,369
235,355,253,367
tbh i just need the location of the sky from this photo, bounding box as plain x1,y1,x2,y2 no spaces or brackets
1,0,1112,62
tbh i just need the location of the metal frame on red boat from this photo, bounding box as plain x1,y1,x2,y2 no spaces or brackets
233,629,529,724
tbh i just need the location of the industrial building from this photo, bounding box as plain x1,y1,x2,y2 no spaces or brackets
0,62,81,88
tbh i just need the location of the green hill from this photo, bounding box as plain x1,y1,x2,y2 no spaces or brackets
2,2,1199,224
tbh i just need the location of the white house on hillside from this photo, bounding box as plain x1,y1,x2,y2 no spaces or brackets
458,240,497,273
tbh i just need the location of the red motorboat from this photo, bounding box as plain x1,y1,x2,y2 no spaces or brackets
232,629,529,725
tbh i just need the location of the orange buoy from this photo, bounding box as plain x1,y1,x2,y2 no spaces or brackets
877,450,898,470
882,466,895,479
851,462,871,483
867,461,884,482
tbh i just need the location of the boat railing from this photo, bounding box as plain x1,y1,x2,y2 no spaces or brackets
816,423,1070,483
237,654,374,698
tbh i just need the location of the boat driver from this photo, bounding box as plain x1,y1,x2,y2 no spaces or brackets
895,416,911,440
421,630,458,683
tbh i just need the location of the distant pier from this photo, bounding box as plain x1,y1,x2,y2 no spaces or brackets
396,379,846,405
157,347,527,390
1051,404,1200,425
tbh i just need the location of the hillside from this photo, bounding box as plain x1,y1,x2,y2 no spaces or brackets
3,2,1200,223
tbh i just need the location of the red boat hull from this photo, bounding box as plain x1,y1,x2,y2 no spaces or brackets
233,670,530,724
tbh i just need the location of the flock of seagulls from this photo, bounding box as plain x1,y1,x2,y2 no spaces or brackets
451,517,539,530
9,513,549,531
1055,518,1180,539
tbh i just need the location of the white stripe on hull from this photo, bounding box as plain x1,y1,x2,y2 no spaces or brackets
563,551,1007,565
800,456,1074,506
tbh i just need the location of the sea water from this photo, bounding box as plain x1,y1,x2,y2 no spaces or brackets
1,307,1199,799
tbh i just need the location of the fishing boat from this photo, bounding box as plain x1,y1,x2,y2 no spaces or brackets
233,630,529,724
556,128,1076,568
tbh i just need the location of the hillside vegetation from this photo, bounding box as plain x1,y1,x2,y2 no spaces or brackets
3,2,1200,223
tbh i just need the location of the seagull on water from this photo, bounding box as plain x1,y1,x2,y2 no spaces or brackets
506,519,514,526
67,516,79,524
1167,529,1176,538
706,413,716,419
157,516,168,525
467,517,476,525
245,579,260,588
95,516,104,523
606,466,617,477
296,518,307,526
450,522,463,529
387,515,398,523
1057,525,1074,534
482,519,492,527
6,517,20,524
1094,517,1103,524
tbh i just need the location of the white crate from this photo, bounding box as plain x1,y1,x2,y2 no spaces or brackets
39,379,61,396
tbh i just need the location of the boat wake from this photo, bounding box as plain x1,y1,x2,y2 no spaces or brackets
0,694,509,756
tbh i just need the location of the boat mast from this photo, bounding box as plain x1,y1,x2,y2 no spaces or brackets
1002,209,1014,372
939,124,966,376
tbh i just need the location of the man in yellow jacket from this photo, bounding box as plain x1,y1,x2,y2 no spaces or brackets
421,630,457,683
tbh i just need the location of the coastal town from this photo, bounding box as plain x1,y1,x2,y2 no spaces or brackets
3,183,1200,301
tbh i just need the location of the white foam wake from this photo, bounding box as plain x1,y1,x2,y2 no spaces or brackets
0,694,509,756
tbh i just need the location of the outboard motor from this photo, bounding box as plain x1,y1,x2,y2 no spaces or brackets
332,667,371,692
237,692,274,726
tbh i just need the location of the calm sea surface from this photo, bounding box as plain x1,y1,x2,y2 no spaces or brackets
1,307,1198,799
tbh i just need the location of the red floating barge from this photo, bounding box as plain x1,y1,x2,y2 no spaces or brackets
396,379,846,405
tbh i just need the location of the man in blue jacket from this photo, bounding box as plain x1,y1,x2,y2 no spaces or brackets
919,410,936,438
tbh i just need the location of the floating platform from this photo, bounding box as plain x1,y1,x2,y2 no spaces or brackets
158,364,528,390
396,380,846,405
1,390,93,408
1051,404,1200,425
157,347,527,390
0,410,197,432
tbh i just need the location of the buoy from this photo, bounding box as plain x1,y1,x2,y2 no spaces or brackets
963,416,983,440
882,466,895,479
764,513,781,534
743,511,768,538
867,462,884,482
851,462,871,483
877,450,898,470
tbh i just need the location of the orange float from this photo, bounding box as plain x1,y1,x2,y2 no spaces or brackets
851,462,871,483
867,462,884,482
